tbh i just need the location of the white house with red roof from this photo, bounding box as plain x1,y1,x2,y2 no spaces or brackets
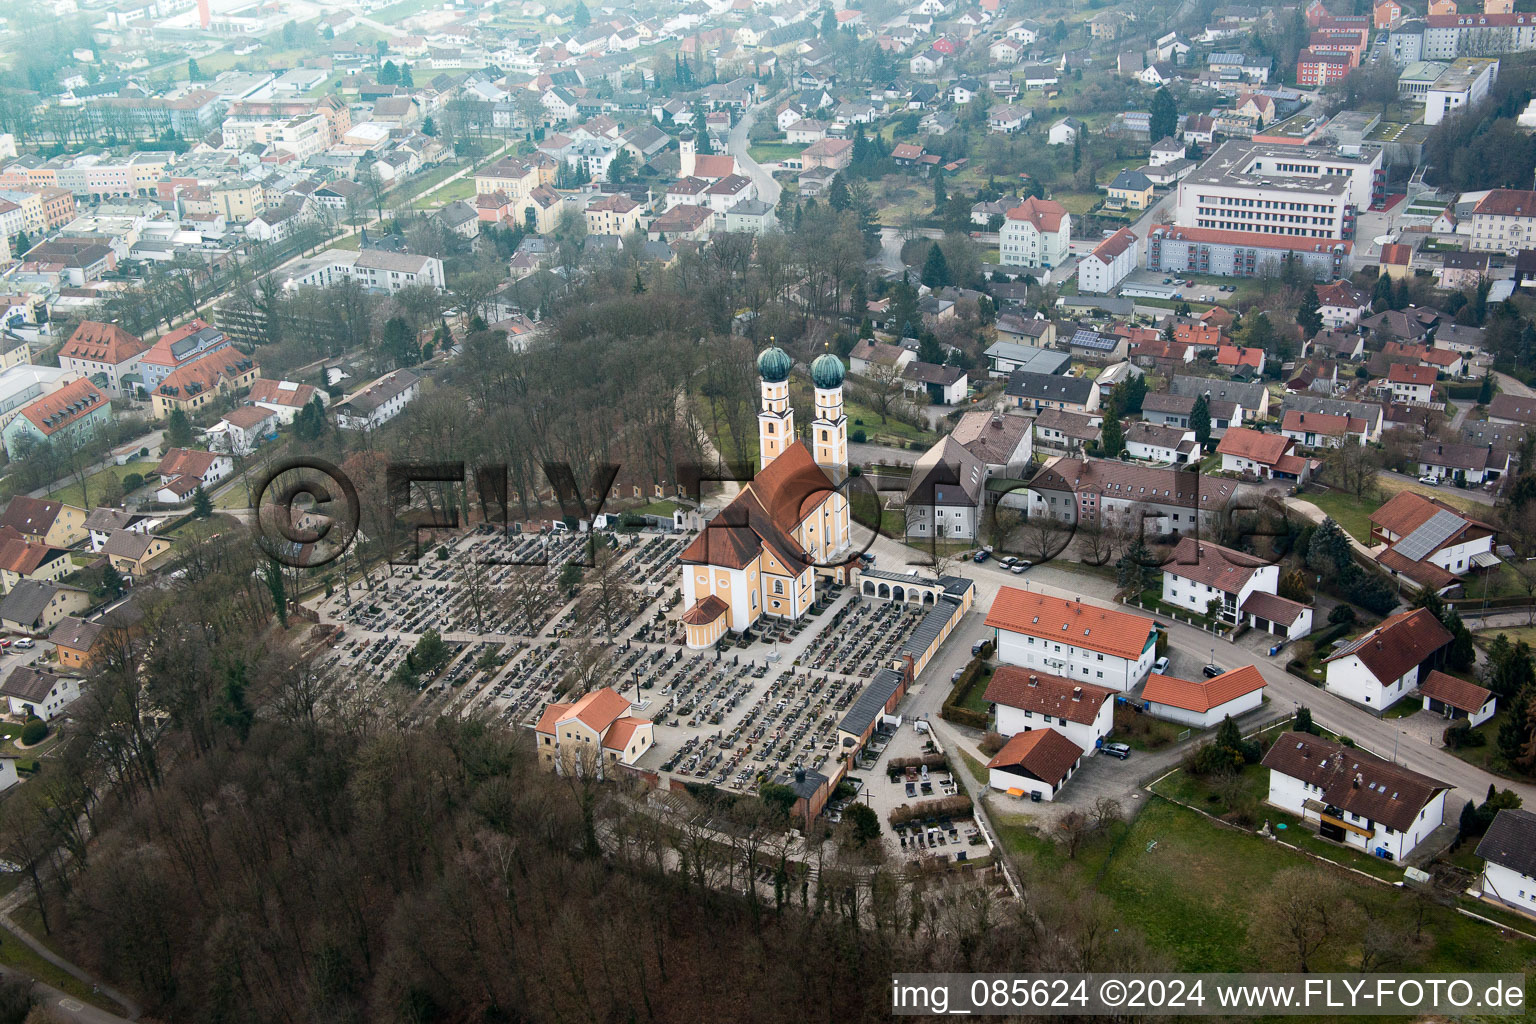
1159,536,1283,626
1324,607,1453,709
154,447,233,504
983,665,1115,754
984,586,1158,691
1368,490,1497,594
986,728,1084,801
999,196,1070,270
248,378,325,424
535,687,653,776
1216,426,1315,483
1078,227,1137,293
57,320,149,393
1140,664,1266,728
1420,670,1496,728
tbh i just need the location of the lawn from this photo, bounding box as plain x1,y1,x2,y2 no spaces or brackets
634,499,681,517
957,747,989,788
418,175,478,208
46,460,157,510
748,142,804,163
1052,191,1102,216
1307,478,1489,545
1099,798,1536,975
1112,703,1191,751
846,400,937,446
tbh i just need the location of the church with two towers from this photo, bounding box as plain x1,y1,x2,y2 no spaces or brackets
677,346,856,649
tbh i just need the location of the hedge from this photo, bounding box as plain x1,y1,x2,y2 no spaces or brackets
941,656,990,729
889,794,973,826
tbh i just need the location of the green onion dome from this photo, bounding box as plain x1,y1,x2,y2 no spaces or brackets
810,352,846,389
757,345,793,383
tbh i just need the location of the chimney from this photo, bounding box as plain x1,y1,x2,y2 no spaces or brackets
1028,675,1038,686
1438,444,1443,454
794,767,805,783
1072,686,1082,701
1353,772,1363,788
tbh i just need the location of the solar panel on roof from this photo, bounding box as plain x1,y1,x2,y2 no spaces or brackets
1394,508,1465,562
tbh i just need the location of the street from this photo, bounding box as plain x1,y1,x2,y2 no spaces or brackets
857,527,1536,817
726,96,782,209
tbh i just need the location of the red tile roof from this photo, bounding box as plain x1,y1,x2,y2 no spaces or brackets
984,587,1155,660
1417,670,1492,714
1004,196,1067,233
59,321,148,365
1472,189,1536,219
1161,536,1268,594
1142,664,1265,713
679,441,835,574
1216,426,1292,465
1216,345,1264,368
15,377,108,436
1388,363,1437,385
153,348,256,400
1324,607,1452,685
1282,409,1366,437
680,594,728,625
985,728,1083,786
982,666,1113,725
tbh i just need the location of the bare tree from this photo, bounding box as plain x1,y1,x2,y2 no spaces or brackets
1325,442,1382,501
1250,866,1353,971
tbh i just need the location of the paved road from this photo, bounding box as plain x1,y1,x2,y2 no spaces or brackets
1496,372,1534,399
727,97,782,209
861,527,1536,816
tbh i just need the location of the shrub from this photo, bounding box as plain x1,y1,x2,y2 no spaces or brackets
851,428,867,443
979,731,1006,756
1327,604,1357,626
122,473,144,491
20,718,46,745
1444,719,1486,749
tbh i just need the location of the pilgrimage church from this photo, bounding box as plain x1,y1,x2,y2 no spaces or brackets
677,345,855,648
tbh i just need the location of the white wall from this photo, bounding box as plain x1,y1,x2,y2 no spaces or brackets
994,627,1154,691
994,697,1112,755
989,757,1078,799
1145,687,1262,729
1325,654,1417,709
1267,768,1445,860
1482,860,1536,911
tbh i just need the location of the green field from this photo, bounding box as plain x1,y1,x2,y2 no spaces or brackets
748,142,804,163
46,460,158,510
1306,477,1488,545
419,175,478,208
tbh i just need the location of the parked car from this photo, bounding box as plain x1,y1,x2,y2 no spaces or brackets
973,550,990,563
1009,560,1031,574
951,668,964,683
1152,656,1169,674
1202,663,1222,678
1418,475,1438,485
13,638,33,650
1102,742,1132,760
1184,279,1195,287
972,641,987,656
0,639,11,649
998,555,1017,568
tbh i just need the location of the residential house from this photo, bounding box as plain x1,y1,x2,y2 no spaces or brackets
1470,189,1536,252
1170,374,1271,421
1476,808,1536,912
248,378,323,424
1159,536,1293,630
1125,421,1198,463
1141,664,1267,728
1005,371,1099,414
1032,409,1102,454
1285,394,1385,441
1388,363,1439,403
850,341,916,375
1324,607,1452,709
1067,329,1129,363
1262,731,1450,860
984,338,1067,376
1281,409,1369,448
0,665,82,721
999,197,1070,270
1216,427,1315,482
1142,392,1241,436
1439,250,1490,290
333,369,421,431
101,530,172,577
984,666,1115,754
984,586,1159,691
904,436,985,541
1048,118,1083,145
1488,392,1536,427
0,580,90,635
950,409,1033,478
137,319,230,392
154,448,233,504
58,320,148,394
1369,489,1497,593
1215,345,1267,374
208,405,278,455
0,496,86,548
1106,169,1154,211
1418,440,1509,485
985,727,1084,801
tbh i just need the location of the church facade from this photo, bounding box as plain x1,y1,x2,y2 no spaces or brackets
678,347,854,649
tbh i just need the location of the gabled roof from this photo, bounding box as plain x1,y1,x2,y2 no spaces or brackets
1282,409,1365,436
1324,607,1452,685
1388,363,1437,386
1476,807,1536,877
1160,537,1268,594
0,496,73,538
1142,664,1265,713
984,587,1155,660
0,665,74,703
0,580,80,629
983,666,1113,724
1216,427,1291,465
1261,731,1450,832
1004,196,1067,232
679,440,832,574
1418,669,1491,714
156,447,222,481
985,727,1083,786
15,378,107,436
